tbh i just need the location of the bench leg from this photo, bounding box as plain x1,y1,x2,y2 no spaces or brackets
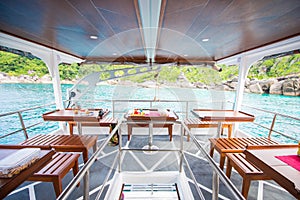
242,178,251,199
209,145,214,157
168,125,172,141
73,159,80,187
53,177,63,197
219,154,226,170
225,159,233,178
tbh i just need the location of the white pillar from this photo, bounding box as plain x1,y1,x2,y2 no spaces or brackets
38,51,83,132
42,52,64,109
232,54,262,135
233,55,249,111
36,52,65,131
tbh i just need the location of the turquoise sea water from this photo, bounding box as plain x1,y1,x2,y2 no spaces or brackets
0,83,299,144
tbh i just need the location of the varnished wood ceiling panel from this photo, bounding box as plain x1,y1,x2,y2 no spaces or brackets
0,0,299,64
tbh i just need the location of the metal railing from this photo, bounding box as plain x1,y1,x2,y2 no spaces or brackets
0,102,57,142
73,98,299,142
241,103,299,143
0,99,298,144
58,120,245,200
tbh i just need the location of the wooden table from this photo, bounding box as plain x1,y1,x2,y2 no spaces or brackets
191,109,255,122
245,146,300,199
43,109,110,135
192,109,255,137
124,109,178,148
0,148,54,199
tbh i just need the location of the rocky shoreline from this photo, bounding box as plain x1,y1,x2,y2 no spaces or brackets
1,72,299,96
216,74,300,96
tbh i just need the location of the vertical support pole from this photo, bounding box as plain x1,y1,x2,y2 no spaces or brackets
186,101,189,119
233,55,249,112
77,122,82,135
47,52,64,110
233,55,251,136
268,114,277,139
149,122,153,147
212,171,219,200
41,52,66,132
257,181,264,200
179,122,184,173
216,121,222,138
84,170,90,200
118,124,122,173
18,112,28,139
232,54,262,136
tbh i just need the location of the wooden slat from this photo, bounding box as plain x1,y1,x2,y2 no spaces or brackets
46,155,72,175
43,155,66,175
33,153,78,176
242,138,256,146
35,153,62,174
237,154,261,174
227,153,264,175
226,138,245,149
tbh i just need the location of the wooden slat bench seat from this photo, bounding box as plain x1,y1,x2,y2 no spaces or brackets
184,118,233,141
226,153,270,199
20,134,98,163
209,137,280,169
28,152,80,197
68,117,118,135
127,123,173,141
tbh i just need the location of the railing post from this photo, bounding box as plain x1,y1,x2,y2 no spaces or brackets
112,100,115,118
118,124,122,173
84,170,90,200
212,171,219,200
149,122,153,147
268,114,277,139
179,122,184,173
186,101,189,118
17,112,28,139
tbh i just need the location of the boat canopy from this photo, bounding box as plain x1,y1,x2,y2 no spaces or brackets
0,0,299,66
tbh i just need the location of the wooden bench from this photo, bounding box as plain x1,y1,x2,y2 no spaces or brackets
127,123,173,141
226,153,270,199
209,137,280,169
184,118,233,141
20,134,98,163
28,152,80,197
68,117,118,135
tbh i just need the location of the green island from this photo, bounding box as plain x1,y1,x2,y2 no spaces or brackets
0,50,299,93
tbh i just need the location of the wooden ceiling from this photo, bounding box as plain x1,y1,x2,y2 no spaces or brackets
0,0,299,64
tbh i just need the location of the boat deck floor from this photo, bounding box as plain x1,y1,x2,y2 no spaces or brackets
3,125,296,200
